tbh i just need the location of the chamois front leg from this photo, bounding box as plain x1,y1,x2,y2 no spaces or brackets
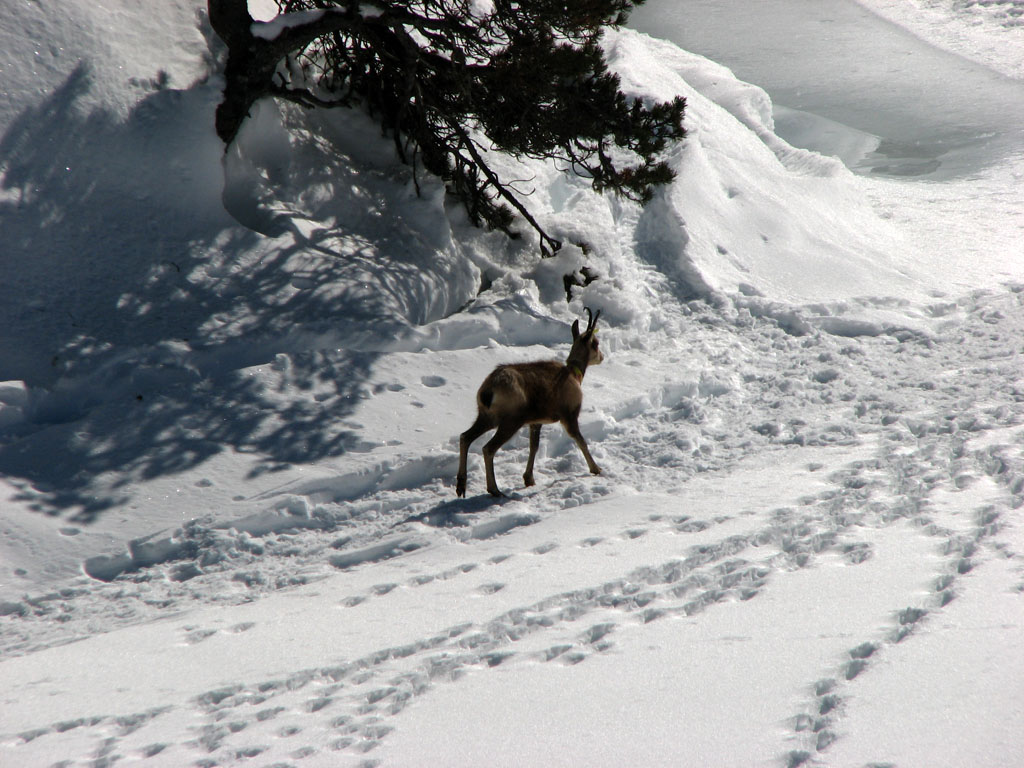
523,423,542,487
482,420,521,497
563,412,601,476
457,413,492,497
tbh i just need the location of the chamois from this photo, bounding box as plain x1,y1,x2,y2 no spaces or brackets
456,308,604,497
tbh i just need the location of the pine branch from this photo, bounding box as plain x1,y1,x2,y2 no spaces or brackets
209,0,684,255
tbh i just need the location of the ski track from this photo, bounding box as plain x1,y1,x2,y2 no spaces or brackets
2,289,1024,766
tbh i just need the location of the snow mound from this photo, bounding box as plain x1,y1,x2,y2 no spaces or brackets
598,30,936,318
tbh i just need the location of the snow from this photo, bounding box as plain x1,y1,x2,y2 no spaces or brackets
252,10,328,41
855,0,1024,81
630,0,1024,180
2,1,1023,767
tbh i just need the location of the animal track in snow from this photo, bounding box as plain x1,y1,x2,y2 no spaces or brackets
6,292,1024,767
784,416,1022,763
671,515,713,533
16,509,825,765
6,439,1016,768
182,627,218,645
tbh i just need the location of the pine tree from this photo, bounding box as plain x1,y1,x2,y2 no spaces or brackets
208,0,686,254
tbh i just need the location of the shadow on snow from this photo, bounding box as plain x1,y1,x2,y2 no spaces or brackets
0,42,469,522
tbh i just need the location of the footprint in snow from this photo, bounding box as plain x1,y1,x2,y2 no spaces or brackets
182,628,218,645
675,519,711,533
542,644,573,661
841,541,874,565
305,697,333,713
421,375,446,388
256,706,286,722
138,743,168,758
183,623,254,644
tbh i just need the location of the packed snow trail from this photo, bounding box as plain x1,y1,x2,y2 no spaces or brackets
2,288,1022,767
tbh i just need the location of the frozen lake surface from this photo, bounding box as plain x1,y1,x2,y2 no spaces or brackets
630,0,1024,177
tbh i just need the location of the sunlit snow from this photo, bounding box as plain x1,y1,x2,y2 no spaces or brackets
1,1,1022,767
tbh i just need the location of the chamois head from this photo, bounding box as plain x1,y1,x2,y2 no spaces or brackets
568,307,603,372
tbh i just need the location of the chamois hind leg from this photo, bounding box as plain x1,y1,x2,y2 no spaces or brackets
523,424,542,488
457,413,493,497
482,420,522,497
563,412,601,476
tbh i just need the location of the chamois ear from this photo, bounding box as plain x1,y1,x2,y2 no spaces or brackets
571,319,581,340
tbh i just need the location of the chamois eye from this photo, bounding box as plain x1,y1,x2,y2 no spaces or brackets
591,339,599,349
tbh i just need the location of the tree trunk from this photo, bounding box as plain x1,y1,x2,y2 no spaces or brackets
208,0,273,144
207,0,355,144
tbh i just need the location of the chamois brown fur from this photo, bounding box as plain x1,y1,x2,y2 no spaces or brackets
456,309,604,497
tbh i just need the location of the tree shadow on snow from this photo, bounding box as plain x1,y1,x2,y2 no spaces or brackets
0,44,470,523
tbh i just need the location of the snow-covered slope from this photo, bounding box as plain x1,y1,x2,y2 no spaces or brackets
856,0,1024,81
1,2,1022,767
